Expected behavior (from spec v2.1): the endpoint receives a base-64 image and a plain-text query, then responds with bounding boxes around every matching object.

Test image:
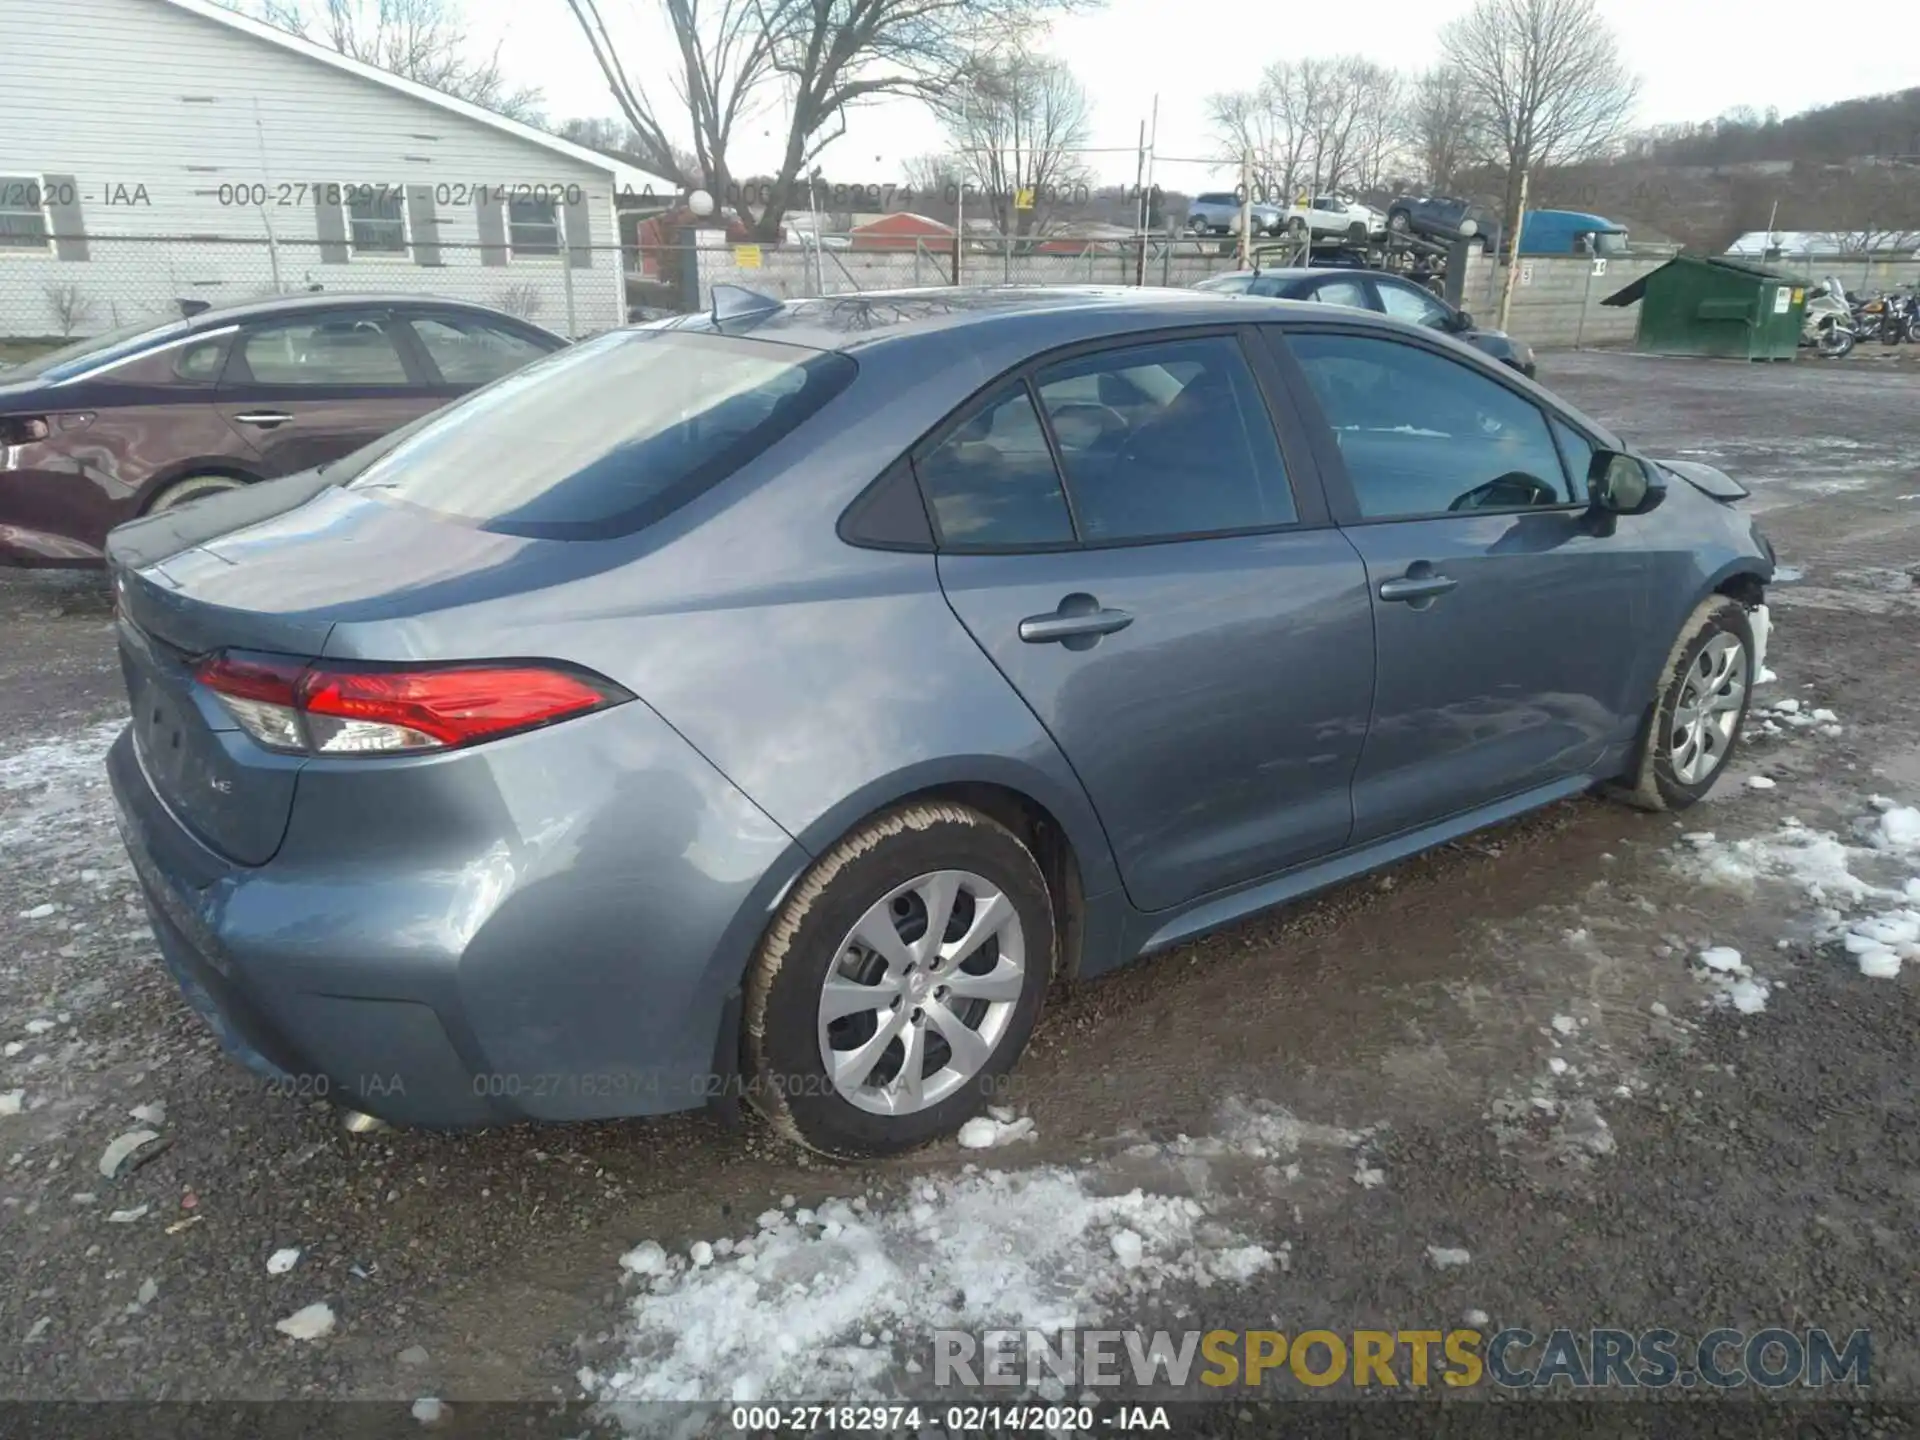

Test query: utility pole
[1237,151,1252,270]
[1497,168,1529,333]
[954,90,967,286]
[1134,97,1158,287]
[1131,118,1147,286]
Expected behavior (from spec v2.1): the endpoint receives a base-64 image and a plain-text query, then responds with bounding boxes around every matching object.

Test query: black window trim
[879,322,1333,557]
[219,306,428,390]
[1264,318,1591,527]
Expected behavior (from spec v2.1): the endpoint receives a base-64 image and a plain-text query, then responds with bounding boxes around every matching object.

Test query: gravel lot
[2,348,1917,1432]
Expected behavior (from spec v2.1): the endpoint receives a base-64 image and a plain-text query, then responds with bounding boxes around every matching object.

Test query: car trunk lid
[105,482,526,866]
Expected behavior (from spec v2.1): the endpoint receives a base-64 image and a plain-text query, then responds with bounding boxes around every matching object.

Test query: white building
[0,0,670,340]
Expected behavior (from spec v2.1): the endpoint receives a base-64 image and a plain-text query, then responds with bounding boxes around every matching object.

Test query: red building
[849,213,955,252]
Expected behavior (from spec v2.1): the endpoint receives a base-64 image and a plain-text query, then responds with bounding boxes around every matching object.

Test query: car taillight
[193,654,628,756]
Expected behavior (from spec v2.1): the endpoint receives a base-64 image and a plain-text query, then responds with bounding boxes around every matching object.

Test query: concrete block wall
[1459,251,1671,349]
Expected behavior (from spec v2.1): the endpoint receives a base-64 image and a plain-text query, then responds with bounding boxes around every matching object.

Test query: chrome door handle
[232,411,293,428]
[1378,573,1458,603]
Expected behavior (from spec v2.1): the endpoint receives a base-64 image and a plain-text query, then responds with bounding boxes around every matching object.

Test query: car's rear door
[927,327,1375,914]
[215,308,437,475]
[1261,322,1650,844]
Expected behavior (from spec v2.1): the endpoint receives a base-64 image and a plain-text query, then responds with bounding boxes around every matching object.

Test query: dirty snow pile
[1678,801,1920,981]
[591,1168,1277,1408]
[588,1099,1370,1411]
[1691,946,1772,1014]
[1747,696,1842,742]
[0,720,126,863]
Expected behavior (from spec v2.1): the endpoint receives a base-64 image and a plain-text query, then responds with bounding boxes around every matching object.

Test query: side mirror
[1587,450,1666,516]
[1452,309,1475,332]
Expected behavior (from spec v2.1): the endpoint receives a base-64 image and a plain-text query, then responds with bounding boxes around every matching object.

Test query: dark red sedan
[0,293,565,566]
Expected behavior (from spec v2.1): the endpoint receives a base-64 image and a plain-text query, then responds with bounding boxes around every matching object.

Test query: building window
[508,197,561,257]
[0,175,52,251]
[347,187,408,255]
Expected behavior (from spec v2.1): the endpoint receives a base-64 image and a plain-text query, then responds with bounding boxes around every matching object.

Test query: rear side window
[347,329,855,539]
[915,384,1075,548]
[1033,336,1294,541]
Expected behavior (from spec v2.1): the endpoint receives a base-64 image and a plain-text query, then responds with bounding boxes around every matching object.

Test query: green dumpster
[1601,254,1807,360]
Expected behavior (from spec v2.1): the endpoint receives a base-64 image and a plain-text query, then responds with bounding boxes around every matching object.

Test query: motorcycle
[1802,278,1857,358]
[1851,292,1887,343]
[1878,288,1919,346]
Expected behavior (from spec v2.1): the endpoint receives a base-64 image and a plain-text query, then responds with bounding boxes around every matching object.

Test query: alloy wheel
[1669,632,1747,784]
[817,870,1026,1116]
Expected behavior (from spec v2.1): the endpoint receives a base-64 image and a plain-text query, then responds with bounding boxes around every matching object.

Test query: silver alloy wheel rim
[1669,631,1748,785]
[817,869,1025,1116]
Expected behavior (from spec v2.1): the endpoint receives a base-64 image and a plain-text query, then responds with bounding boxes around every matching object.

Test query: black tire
[743,802,1054,1158]
[1388,210,1411,233]
[1615,595,1756,812]
[1286,216,1308,239]
[147,472,245,514]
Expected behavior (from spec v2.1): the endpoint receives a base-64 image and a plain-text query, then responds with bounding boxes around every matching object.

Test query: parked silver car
[1188,192,1283,236]
[106,287,1774,1157]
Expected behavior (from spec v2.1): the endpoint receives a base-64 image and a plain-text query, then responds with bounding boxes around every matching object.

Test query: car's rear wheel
[1188,215,1211,236]
[1615,595,1755,812]
[1388,210,1411,234]
[147,473,245,514]
[743,802,1053,1157]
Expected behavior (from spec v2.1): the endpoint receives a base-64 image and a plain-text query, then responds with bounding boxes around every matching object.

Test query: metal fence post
[562,256,578,338]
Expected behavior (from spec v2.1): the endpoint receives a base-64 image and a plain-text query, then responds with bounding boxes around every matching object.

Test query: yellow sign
[1014,188,1035,211]
[733,245,762,268]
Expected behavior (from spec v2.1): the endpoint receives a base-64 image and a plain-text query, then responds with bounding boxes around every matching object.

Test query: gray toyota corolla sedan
[104,286,1774,1157]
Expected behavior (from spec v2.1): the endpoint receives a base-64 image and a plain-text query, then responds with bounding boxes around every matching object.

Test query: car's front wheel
[1616,595,1756,811]
[743,802,1054,1157]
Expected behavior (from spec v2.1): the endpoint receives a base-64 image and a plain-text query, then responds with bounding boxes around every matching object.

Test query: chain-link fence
[2,235,630,342]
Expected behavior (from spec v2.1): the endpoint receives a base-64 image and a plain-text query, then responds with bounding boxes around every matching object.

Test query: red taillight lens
[193,654,626,756]
[299,666,618,750]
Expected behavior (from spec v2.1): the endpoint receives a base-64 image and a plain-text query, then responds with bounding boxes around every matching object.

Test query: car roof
[180,291,557,331]
[655,283,1434,358]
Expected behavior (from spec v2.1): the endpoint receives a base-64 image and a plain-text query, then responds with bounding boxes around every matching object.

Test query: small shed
[1601,254,1806,360]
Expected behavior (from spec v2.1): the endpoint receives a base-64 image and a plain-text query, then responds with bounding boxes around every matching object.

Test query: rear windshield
[346,328,856,539]
[8,316,191,381]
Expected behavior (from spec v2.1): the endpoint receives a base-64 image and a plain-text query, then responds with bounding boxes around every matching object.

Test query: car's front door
[1268,325,1651,845]
[215,309,437,475]
[925,330,1376,913]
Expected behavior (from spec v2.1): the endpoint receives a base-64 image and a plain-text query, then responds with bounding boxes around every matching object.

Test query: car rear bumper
[106,700,809,1128]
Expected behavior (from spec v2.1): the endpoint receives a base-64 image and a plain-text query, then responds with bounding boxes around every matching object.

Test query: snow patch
[956,1114,1036,1149]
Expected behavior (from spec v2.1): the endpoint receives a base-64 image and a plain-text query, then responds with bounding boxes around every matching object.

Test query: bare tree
[492,282,545,319]
[568,0,1095,242]
[232,0,546,121]
[1208,56,1402,204]
[1441,0,1638,240]
[45,283,99,339]
[1408,65,1481,193]
[934,46,1091,236]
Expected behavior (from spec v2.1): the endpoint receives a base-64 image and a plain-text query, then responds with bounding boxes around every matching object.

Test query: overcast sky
[467,0,1917,189]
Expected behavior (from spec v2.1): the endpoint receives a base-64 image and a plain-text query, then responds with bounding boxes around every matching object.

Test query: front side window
[347,188,407,255]
[408,315,553,384]
[1288,332,1573,519]
[1550,416,1595,502]
[509,198,561,256]
[348,329,854,539]
[916,384,1075,548]
[1196,274,1252,294]
[1033,335,1294,542]
[0,175,50,251]
[238,315,411,386]
[1375,279,1453,329]
[1311,278,1370,310]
